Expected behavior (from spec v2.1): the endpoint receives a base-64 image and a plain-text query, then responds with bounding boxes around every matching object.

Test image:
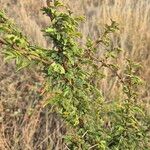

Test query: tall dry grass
[0,0,150,149]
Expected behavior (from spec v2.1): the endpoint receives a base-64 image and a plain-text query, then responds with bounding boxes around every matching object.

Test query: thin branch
[88,144,99,150]
[86,50,125,85]
[0,38,7,45]
[1,37,53,65]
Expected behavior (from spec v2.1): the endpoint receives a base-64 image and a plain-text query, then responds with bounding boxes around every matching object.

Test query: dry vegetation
[0,0,150,149]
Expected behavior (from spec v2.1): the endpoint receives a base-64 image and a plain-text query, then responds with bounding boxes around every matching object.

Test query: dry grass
[0,61,66,149]
[0,0,150,149]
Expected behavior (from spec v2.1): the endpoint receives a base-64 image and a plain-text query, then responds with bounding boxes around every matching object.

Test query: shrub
[0,0,149,149]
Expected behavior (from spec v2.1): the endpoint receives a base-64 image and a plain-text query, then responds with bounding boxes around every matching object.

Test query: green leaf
[54,0,64,7]
[51,62,65,74]
[45,28,56,33]
[16,58,30,71]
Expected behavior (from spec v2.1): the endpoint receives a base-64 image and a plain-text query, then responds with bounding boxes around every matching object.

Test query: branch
[0,37,53,65]
[86,50,125,85]
[0,38,7,45]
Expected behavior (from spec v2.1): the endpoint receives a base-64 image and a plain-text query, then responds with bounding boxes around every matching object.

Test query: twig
[88,144,99,150]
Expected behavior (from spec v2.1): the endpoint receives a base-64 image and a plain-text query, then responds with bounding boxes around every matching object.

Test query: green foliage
[0,1,149,149]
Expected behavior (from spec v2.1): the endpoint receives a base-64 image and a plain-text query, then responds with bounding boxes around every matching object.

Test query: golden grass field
[0,0,150,149]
